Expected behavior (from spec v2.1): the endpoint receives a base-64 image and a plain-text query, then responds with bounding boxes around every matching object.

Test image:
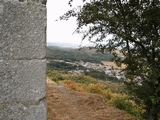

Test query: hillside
[47,78,138,120]
[46,45,142,119]
[46,46,126,82]
[46,46,113,63]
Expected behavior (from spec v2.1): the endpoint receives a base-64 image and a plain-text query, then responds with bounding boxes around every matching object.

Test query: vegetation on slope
[47,69,143,119]
[46,46,113,63]
[47,61,120,82]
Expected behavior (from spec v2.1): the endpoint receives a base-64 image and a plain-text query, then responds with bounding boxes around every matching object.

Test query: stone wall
[0,0,47,119]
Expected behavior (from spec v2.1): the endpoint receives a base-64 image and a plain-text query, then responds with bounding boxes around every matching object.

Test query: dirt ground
[46,78,138,120]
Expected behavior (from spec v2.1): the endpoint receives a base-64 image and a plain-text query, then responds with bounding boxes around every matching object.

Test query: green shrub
[112,96,141,117]
[47,69,64,83]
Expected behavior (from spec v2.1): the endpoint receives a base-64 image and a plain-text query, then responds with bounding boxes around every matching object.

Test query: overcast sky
[47,0,90,45]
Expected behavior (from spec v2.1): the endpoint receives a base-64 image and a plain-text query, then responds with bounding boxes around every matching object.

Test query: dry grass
[58,79,142,118]
[47,78,139,120]
[87,83,106,93]
[59,80,86,92]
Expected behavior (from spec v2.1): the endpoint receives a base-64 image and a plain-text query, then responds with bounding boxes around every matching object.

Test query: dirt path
[46,78,138,120]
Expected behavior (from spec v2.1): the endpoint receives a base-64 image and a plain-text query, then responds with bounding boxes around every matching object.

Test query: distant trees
[84,69,119,81]
[47,61,78,70]
[47,61,119,82]
[60,0,160,119]
[46,46,113,63]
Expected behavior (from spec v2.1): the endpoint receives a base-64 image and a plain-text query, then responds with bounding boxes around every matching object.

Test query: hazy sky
[47,0,90,45]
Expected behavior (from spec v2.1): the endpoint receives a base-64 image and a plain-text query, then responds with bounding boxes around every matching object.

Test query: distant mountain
[47,42,94,48]
[47,42,80,48]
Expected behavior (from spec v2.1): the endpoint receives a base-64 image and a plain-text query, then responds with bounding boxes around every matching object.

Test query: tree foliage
[60,0,160,119]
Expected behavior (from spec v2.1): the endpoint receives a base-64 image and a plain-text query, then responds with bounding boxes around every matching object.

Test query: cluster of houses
[48,59,125,80]
[67,61,125,80]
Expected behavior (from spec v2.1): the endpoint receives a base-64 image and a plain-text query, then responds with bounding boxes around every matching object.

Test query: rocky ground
[46,78,138,120]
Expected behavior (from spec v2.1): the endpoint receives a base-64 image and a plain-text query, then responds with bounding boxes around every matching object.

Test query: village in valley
[46,46,127,82]
[47,59,125,81]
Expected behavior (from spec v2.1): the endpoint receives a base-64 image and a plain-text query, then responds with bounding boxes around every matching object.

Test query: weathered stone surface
[0,60,46,102]
[0,3,3,58]
[0,100,47,120]
[0,59,47,120]
[3,0,47,4]
[0,0,47,119]
[0,1,46,60]
[0,3,4,15]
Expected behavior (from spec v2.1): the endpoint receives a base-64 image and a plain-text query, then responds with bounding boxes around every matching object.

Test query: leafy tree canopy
[60,0,160,119]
